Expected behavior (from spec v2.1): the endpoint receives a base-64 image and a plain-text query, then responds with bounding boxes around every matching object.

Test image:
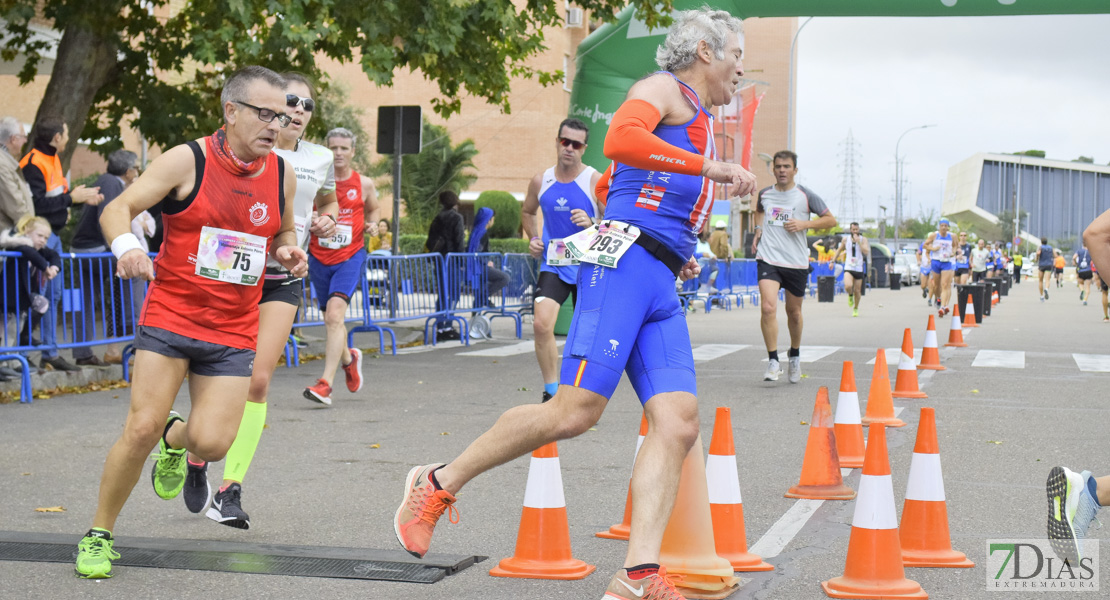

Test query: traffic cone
[992,290,999,306]
[489,442,596,580]
[707,407,773,572]
[900,408,975,568]
[891,329,927,399]
[660,434,740,599]
[962,296,979,328]
[861,349,905,428]
[945,304,967,348]
[821,424,928,599]
[596,413,647,540]
[785,387,856,500]
[918,315,946,371]
[833,361,865,469]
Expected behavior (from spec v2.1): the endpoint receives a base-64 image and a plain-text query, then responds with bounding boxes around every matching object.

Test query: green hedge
[489,238,530,254]
[475,190,520,239]
[399,234,429,255]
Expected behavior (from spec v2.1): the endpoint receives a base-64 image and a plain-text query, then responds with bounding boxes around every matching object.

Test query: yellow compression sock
[222,401,267,484]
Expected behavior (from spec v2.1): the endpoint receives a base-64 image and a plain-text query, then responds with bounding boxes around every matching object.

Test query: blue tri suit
[560,72,715,402]
[930,232,954,273]
[538,165,600,285]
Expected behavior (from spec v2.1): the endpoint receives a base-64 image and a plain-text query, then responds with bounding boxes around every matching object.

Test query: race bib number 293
[563,220,641,268]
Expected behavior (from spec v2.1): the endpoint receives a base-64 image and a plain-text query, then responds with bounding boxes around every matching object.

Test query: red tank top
[309,170,365,265]
[139,136,284,350]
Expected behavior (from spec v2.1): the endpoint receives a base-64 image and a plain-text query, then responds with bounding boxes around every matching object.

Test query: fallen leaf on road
[21,472,31,476]
[369,443,380,449]
[441,432,450,435]
[987,440,1003,444]
[971,389,979,394]
[588,427,597,431]
[35,506,65,512]
[800,421,808,425]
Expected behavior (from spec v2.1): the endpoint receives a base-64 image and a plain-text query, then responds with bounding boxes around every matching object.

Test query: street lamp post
[893,124,936,252]
[786,17,813,152]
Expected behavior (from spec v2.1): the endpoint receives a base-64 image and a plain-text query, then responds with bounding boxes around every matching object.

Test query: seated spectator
[368,218,392,254]
[3,216,60,348]
[467,207,508,307]
[694,230,718,293]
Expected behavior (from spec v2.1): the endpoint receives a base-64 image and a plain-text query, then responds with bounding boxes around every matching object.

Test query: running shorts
[133,325,255,377]
[931,259,953,274]
[757,260,808,298]
[308,252,366,310]
[534,270,577,307]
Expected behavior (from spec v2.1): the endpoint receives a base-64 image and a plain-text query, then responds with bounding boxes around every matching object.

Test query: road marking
[760,346,841,363]
[692,344,748,362]
[866,348,921,366]
[459,341,563,357]
[752,406,903,559]
[1073,354,1110,372]
[972,350,1025,369]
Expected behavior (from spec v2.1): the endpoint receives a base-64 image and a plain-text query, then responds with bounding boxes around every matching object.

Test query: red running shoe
[604,565,687,599]
[394,464,458,558]
[303,379,332,406]
[342,348,363,393]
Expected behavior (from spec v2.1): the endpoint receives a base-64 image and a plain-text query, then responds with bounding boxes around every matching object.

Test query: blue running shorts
[308,253,367,310]
[930,259,954,274]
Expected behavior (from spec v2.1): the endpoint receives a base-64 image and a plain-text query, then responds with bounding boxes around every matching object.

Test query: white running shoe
[763,359,782,382]
[788,356,802,384]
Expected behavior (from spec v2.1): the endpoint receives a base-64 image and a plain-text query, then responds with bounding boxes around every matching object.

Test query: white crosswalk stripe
[866,348,922,366]
[972,349,1025,369]
[459,341,563,357]
[692,344,748,362]
[759,346,842,363]
[1073,354,1110,372]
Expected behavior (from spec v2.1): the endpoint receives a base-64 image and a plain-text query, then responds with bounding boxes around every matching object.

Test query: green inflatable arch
[570,0,1109,169]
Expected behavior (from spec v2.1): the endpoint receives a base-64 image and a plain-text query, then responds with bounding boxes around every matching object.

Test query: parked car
[890,253,920,285]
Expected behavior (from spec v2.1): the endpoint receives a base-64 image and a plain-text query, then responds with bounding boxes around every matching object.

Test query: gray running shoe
[1046,466,1101,564]
[206,483,250,530]
[788,356,802,384]
[763,359,782,382]
[183,459,211,514]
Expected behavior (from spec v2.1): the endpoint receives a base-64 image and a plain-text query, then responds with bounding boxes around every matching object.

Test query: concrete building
[943,152,1110,249]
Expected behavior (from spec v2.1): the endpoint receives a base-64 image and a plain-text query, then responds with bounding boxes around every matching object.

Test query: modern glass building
[942,153,1110,249]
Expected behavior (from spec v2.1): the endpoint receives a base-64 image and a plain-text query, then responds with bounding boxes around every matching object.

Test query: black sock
[162,416,180,449]
[788,347,800,358]
[625,563,660,580]
[429,467,443,491]
[768,350,778,362]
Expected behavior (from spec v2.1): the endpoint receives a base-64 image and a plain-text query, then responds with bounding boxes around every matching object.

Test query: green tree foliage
[316,82,371,174]
[1075,156,1095,164]
[370,119,478,234]
[475,191,521,239]
[0,0,674,167]
[1012,150,1046,158]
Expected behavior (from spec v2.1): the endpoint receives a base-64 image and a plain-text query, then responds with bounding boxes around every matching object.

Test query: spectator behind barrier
[368,217,391,254]
[427,190,466,339]
[467,206,509,307]
[3,215,60,351]
[0,116,33,231]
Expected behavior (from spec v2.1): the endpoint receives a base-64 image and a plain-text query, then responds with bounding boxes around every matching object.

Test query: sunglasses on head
[286,94,315,112]
[558,137,585,150]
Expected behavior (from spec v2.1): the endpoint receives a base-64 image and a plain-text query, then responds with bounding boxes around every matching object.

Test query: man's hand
[44,265,59,280]
[701,160,757,197]
[116,248,154,281]
[274,245,308,278]
[570,208,593,229]
[784,219,810,233]
[678,257,701,282]
[528,237,544,259]
[72,185,103,206]
[309,215,337,238]
[366,221,379,237]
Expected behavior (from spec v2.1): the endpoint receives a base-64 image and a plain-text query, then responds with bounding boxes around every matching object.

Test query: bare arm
[522,173,543,258]
[751,192,764,255]
[361,175,380,235]
[1084,210,1110,277]
[922,232,938,252]
[590,170,604,220]
[271,165,307,276]
[309,190,339,239]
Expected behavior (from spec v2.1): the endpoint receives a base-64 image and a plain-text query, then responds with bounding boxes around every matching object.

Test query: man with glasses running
[74,66,306,579]
[521,118,602,402]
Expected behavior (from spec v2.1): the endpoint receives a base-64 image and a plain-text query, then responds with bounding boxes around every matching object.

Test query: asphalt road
[1,277,1107,599]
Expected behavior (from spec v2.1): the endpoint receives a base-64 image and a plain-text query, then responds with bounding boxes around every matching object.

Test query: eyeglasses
[558,137,585,151]
[233,101,292,127]
[286,94,315,112]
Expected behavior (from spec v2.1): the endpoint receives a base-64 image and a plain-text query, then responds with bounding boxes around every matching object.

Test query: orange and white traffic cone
[707,407,773,572]
[660,434,740,599]
[992,289,999,306]
[945,304,967,348]
[596,413,647,541]
[489,442,596,580]
[918,315,946,371]
[962,296,979,328]
[861,349,906,428]
[900,407,975,568]
[785,387,856,500]
[892,328,927,399]
[821,424,928,599]
[833,361,865,469]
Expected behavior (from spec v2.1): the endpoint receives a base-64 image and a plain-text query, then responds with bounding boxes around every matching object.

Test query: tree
[0,0,673,168]
[1012,150,1046,158]
[370,119,478,234]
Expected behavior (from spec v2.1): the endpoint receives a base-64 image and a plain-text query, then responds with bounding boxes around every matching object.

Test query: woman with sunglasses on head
[180,72,340,531]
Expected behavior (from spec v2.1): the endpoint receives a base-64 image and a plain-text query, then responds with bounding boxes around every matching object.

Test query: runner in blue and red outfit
[391,9,757,600]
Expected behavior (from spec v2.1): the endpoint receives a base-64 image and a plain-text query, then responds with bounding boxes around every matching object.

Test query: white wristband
[111,233,143,260]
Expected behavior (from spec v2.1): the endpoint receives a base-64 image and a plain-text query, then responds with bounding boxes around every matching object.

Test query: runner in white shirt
[834,221,870,317]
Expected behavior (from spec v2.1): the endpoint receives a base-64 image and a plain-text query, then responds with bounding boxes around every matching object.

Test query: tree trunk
[31,24,118,170]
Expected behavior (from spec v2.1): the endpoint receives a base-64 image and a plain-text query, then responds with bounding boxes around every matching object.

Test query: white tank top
[270,140,336,269]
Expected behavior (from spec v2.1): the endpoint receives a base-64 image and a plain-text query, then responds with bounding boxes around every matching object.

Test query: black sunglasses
[558,137,585,151]
[233,101,291,127]
[286,94,315,112]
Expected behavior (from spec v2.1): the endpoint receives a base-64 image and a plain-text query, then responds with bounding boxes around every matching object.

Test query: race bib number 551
[563,220,641,268]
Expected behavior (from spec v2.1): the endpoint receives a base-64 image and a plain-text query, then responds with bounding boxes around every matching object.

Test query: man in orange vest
[20,117,103,372]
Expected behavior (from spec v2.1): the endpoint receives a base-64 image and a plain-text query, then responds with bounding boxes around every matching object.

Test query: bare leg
[758,279,782,352]
[531,298,562,387]
[940,270,954,307]
[320,296,353,387]
[853,278,863,309]
[785,291,804,349]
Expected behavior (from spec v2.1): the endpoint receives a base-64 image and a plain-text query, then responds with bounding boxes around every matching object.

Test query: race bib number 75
[195,226,267,285]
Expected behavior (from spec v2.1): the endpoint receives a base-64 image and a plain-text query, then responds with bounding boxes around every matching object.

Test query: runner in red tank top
[303,127,380,405]
[74,66,306,580]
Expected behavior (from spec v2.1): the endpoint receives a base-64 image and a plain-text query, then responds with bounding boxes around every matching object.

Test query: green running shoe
[151,411,187,500]
[847,295,854,308]
[75,528,120,579]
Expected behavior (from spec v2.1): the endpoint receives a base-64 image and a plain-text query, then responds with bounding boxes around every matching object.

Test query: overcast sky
[794,14,1110,225]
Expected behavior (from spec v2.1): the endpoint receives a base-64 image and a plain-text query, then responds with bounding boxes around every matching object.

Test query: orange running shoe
[303,379,332,406]
[603,565,686,600]
[342,348,363,393]
[394,464,458,558]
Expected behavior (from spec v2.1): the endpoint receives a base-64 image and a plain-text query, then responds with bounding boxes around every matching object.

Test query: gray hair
[106,149,138,176]
[220,66,286,120]
[0,117,23,144]
[326,127,357,147]
[655,8,743,73]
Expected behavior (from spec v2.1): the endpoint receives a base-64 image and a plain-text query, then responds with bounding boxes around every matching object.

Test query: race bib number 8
[195,226,267,285]
[564,220,640,268]
[319,224,353,250]
[546,239,578,266]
